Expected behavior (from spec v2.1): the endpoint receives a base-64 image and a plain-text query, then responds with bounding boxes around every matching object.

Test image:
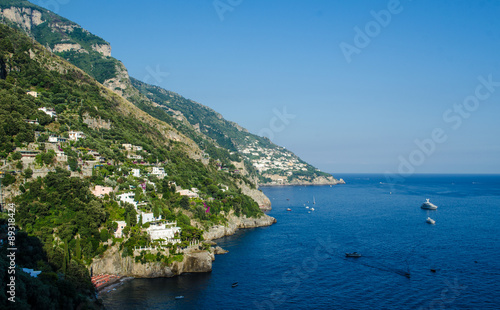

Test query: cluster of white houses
[114,191,181,243]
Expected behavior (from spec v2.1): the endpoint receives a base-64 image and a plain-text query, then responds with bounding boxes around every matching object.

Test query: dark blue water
[100,174,500,309]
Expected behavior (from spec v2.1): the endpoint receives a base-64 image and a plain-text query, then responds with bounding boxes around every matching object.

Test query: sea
[100,174,500,309]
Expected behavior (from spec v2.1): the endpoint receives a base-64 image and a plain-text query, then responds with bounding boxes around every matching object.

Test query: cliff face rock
[90,245,214,278]
[103,61,130,96]
[239,183,272,210]
[203,213,276,241]
[92,43,111,57]
[52,43,86,53]
[1,7,43,32]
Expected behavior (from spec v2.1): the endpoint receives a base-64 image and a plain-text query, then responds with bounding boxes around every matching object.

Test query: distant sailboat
[313,196,316,204]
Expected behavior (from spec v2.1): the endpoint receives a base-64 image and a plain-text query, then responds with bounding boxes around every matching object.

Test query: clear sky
[36,0,500,174]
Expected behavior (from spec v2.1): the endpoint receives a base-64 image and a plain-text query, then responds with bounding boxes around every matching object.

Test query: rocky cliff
[90,245,214,278]
[203,213,276,241]
[90,213,276,278]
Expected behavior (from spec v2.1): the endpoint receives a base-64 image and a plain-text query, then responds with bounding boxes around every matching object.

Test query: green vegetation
[0,219,100,309]
[0,22,263,296]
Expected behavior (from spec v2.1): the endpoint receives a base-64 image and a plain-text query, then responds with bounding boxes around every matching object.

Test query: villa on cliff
[177,189,199,199]
[146,221,181,243]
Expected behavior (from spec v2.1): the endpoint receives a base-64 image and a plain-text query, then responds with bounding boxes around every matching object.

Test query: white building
[146,222,181,242]
[131,168,141,177]
[38,107,57,118]
[26,91,38,98]
[127,154,143,160]
[140,212,161,224]
[114,221,127,238]
[117,192,137,207]
[151,167,166,179]
[69,131,86,141]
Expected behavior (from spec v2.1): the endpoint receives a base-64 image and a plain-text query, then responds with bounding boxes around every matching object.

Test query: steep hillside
[0,23,274,307]
[0,0,342,186]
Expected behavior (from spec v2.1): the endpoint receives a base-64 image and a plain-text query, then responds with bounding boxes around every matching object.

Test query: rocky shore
[90,213,276,279]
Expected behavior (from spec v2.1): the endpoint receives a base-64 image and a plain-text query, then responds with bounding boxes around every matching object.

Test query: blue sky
[36,0,500,174]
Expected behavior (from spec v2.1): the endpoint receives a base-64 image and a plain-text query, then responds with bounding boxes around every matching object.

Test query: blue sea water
[100,174,500,309]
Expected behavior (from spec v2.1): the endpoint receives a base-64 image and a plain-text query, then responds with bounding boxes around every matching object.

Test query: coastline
[92,213,276,295]
[259,178,345,187]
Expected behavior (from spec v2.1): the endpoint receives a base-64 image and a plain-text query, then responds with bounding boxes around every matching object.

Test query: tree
[11,151,22,160]
[23,167,33,179]
[180,196,189,209]
[67,156,78,171]
[75,238,81,261]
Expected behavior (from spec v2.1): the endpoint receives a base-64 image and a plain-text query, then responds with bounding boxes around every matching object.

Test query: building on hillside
[127,154,143,160]
[114,221,127,238]
[117,192,137,207]
[122,144,143,151]
[92,185,113,198]
[48,135,67,143]
[69,131,86,141]
[131,168,141,178]
[177,189,199,199]
[151,167,166,179]
[26,91,38,98]
[146,222,181,242]
[24,119,39,125]
[38,107,57,118]
[140,212,161,224]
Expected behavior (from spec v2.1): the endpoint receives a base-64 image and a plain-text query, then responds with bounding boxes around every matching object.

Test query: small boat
[421,199,438,210]
[430,269,436,273]
[286,208,291,211]
[313,196,316,204]
[175,296,184,299]
[310,208,315,211]
[232,282,238,288]
[426,217,436,224]
[306,206,309,209]
[345,252,361,258]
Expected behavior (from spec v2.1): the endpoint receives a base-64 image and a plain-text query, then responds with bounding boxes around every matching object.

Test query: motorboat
[286,208,291,211]
[232,282,239,288]
[310,208,315,211]
[175,296,184,299]
[421,199,438,210]
[426,217,436,224]
[345,252,361,258]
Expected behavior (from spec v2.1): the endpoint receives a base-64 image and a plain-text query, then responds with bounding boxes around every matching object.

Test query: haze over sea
[100,174,500,309]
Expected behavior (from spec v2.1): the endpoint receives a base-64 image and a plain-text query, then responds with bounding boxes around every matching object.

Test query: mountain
[0,19,275,308]
[0,0,342,186]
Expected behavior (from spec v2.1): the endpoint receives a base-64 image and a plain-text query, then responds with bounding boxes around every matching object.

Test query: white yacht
[421,199,438,210]
[426,217,436,224]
